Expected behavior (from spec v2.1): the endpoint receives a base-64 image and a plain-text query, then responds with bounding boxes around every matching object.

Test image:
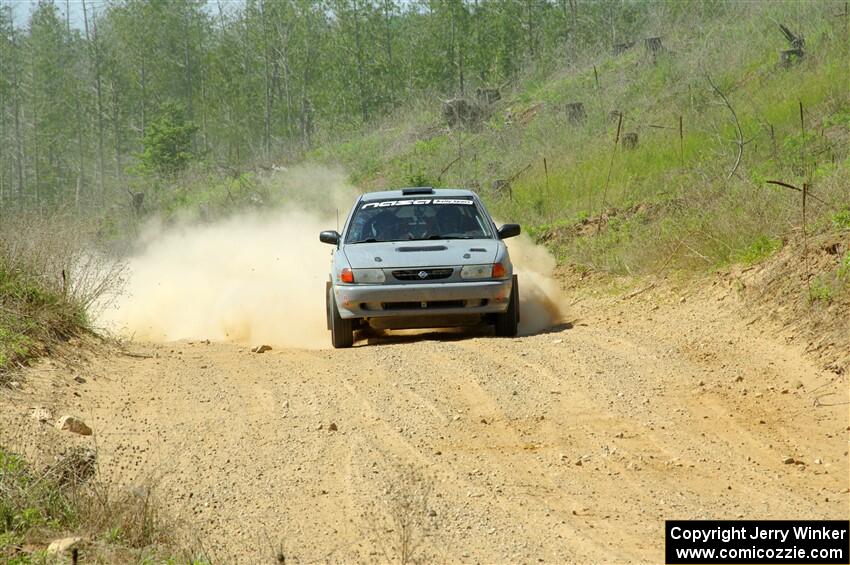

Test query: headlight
[352,268,386,284]
[460,263,509,279]
[460,265,491,279]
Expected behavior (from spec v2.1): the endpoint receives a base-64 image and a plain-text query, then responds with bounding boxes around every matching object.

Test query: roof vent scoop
[401,187,435,195]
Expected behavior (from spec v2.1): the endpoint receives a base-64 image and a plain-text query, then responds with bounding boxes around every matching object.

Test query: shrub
[0,214,124,377]
[732,235,782,265]
[137,102,198,177]
[808,278,833,303]
[832,209,850,230]
[0,446,201,563]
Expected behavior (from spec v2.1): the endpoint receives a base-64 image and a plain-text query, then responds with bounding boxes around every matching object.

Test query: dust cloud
[98,165,353,349]
[100,170,567,348]
[507,234,568,335]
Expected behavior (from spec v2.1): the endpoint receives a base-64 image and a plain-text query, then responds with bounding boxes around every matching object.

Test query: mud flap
[325,281,332,330]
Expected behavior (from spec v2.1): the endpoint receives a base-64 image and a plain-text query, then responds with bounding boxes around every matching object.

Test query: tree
[138,102,198,177]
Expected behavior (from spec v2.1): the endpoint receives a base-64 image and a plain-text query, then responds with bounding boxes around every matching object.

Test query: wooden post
[596,112,623,235]
[566,102,586,124]
[678,115,684,166]
[799,100,806,176]
[803,182,809,288]
[769,123,777,160]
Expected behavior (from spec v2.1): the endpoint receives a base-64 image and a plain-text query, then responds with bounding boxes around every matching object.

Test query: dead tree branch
[706,74,743,180]
[765,180,828,205]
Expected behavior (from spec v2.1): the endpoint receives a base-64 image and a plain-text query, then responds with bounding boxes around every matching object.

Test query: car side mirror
[319,230,340,245]
[497,224,521,239]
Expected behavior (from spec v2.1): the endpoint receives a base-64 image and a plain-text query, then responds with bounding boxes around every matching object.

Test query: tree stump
[780,48,804,67]
[565,102,586,124]
[778,24,805,68]
[442,98,482,127]
[476,87,501,105]
[127,189,144,216]
[613,41,635,56]
[645,37,663,54]
[645,36,664,63]
[622,132,639,150]
[491,179,509,192]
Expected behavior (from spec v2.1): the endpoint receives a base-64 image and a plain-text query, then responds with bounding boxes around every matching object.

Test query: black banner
[666,520,850,564]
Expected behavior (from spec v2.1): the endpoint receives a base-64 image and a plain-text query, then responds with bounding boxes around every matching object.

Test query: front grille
[392,268,454,281]
[382,300,466,310]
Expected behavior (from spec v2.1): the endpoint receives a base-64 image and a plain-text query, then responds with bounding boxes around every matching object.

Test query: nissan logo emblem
[418,271,429,279]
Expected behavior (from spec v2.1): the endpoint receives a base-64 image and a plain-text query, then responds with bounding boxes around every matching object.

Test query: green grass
[302,1,849,276]
[808,278,833,303]
[0,446,205,564]
[732,236,783,265]
[839,252,850,282]
[0,265,85,378]
[833,209,850,230]
[1,447,78,560]
[0,213,127,379]
[805,251,850,305]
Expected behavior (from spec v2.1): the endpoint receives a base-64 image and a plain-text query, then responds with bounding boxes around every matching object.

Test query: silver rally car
[319,187,521,348]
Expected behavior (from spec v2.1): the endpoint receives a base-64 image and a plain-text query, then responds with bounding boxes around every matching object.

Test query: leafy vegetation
[0,2,846,279]
[0,0,654,212]
[137,103,199,177]
[0,214,123,378]
[0,258,84,378]
[0,446,206,563]
[808,278,833,303]
[732,236,783,266]
[308,1,848,274]
[833,209,850,229]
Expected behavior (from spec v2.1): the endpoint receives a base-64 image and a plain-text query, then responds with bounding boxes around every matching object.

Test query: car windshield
[346,197,493,243]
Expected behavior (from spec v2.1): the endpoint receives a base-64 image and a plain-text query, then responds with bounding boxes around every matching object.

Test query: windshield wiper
[349,238,379,244]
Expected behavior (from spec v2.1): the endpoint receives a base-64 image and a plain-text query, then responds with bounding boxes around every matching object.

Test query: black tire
[328,285,354,348]
[494,275,519,337]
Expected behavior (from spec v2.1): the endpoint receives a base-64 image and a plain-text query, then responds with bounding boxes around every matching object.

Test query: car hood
[342,239,499,269]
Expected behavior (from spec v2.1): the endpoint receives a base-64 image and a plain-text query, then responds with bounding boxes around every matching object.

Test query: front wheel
[494,275,519,337]
[328,285,354,348]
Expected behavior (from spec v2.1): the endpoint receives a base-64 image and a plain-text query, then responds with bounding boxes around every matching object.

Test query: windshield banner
[361,199,474,209]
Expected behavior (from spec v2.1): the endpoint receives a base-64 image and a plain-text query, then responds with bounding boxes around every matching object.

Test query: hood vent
[396,245,447,252]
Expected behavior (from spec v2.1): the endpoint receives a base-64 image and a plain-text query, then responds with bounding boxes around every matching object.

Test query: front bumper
[334,279,512,319]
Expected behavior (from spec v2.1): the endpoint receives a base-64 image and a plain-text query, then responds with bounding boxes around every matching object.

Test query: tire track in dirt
[5,284,847,564]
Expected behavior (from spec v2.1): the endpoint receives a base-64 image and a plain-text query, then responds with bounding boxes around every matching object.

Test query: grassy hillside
[0,215,122,377]
[309,1,849,276]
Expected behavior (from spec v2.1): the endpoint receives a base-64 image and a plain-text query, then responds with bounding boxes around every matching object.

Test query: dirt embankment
[3,265,847,563]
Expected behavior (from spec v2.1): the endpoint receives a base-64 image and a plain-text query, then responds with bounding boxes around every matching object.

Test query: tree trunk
[83,0,105,200]
[110,77,122,183]
[352,0,369,123]
[559,0,569,45]
[383,0,396,105]
[183,11,194,119]
[140,60,147,137]
[273,17,294,141]
[300,10,314,149]
[31,45,41,211]
[525,0,535,58]
[0,71,5,207]
[12,28,24,200]
[260,0,273,158]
